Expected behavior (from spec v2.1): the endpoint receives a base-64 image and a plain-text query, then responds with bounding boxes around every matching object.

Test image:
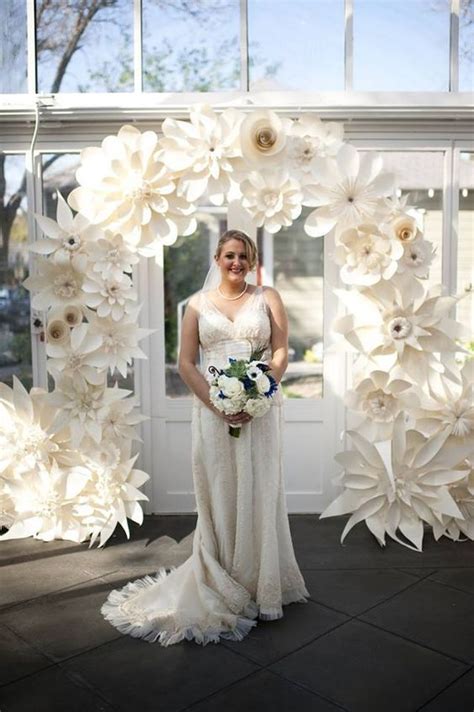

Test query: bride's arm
[263,287,289,383]
[178,294,218,410]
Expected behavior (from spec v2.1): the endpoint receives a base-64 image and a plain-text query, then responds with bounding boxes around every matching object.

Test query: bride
[101,229,309,646]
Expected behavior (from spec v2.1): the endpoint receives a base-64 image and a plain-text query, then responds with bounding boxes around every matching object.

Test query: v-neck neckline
[205,286,261,324]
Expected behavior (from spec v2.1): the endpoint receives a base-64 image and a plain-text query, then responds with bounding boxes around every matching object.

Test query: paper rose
[303,145,394,237]
[320,414,473,551]
[345,370,414,440]
[68,125,197,250]
[239,109,291,166]
[158,104,244,205]
[30,191,103,272]
[388,214,422,244]
[335,224,404,286]
[240,171,303,233]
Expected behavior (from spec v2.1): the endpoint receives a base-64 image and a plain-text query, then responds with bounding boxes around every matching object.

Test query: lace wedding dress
[101,286,309,646]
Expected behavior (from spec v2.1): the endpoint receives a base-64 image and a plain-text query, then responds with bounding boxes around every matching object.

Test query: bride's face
[215,239,250,284]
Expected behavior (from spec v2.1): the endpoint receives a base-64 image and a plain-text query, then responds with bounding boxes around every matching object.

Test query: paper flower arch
[1,103,472,550]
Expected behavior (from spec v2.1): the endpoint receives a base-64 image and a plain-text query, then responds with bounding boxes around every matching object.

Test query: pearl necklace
[217,282,248,301]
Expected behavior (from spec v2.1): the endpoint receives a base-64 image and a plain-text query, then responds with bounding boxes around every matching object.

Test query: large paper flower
[0,377,71,478]
[335,224,403,286]
[320,414,472,551]
[46,376,131,447]
[240,171,303,233]
[158,104,244,205]
[76,454,149,547]
[303,145,394,237]
[396,237,436,279]
[68,125,196,249]
[82,273,137,321]
[287,114,344,182]
[345,370,414,440]
[86,310,153,378]
[46,322,108,386]
[413,363,474,439]
[88,234,140,282]
[30,192,103,272]
[333,284,465,383]
[23,260,86,312]
[0,462,90,543]
[239,109,291,167]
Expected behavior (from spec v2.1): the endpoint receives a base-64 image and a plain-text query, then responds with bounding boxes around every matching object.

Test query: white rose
[244,397,270,418]
[222,398,246,415]
[255,373,271,395]
[218,375,245,399]
[209,385,225,412]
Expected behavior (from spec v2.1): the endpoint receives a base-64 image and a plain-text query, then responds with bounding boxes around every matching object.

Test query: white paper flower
[46,376,131,447]
[0,462,90,543]
[287,114,344,182]
[46,322,108,386]
[239,109,291,167]
[78,454,149,547]
[158,104,244,205]
[100,396,147,445]
[240,171,303,233]
[396,237,436,279]
[30,191,103,272]
[46,319,70,345]
[442,467,474,541]
[388,214,422,244]
[23,260,86,312]
[86,310,153,378]
[303,145,394,237]
[345,370,414,440]
[68,125,197,249]
[0,377,71,478]
[413,364,474,439]
[82,273,137,321]
[334,285,465,383]
[88,234,140,281]
[335,224,403,286]
[320,414,473,551]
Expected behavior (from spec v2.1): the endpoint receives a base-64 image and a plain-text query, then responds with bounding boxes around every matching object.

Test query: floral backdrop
[0,104,472,550]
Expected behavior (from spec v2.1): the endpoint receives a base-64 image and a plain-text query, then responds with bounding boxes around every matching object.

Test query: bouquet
[208,350,278,437]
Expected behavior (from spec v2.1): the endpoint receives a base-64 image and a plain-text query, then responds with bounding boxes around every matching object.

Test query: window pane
[142,1,240,92]
[0,1,27,93]
[165,212,226,398]
[458,152,474,341]
[354,0,450,91]
[249,0,344,91]
[460,0,474,92]
[361,150,445,288]
[36,0,133,93]
[271,209,324,399]
[0,155,32,388]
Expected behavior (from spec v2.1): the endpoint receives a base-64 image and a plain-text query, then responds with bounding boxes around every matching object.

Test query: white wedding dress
[101,286,309,646]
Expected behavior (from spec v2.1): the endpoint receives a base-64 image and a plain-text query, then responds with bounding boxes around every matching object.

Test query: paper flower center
[256,126,277,151]
[263,191,279,208]
[54,275,79,298]
[388,316,412,340]
[64,235,81,251]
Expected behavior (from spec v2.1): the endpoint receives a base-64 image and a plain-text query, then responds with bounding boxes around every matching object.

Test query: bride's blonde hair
[214,230,258,271]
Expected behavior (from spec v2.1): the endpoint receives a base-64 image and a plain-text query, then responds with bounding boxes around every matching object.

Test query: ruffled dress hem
[101,567,309,646]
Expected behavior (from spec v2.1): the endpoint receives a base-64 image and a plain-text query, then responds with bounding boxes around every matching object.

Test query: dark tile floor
[1,515,473,712]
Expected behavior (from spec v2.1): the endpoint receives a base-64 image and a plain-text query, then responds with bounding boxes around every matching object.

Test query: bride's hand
[223,411,253,425]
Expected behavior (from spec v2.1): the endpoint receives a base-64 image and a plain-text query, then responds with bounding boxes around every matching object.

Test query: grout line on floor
[415,665,474,711]
[265,666,351,711]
